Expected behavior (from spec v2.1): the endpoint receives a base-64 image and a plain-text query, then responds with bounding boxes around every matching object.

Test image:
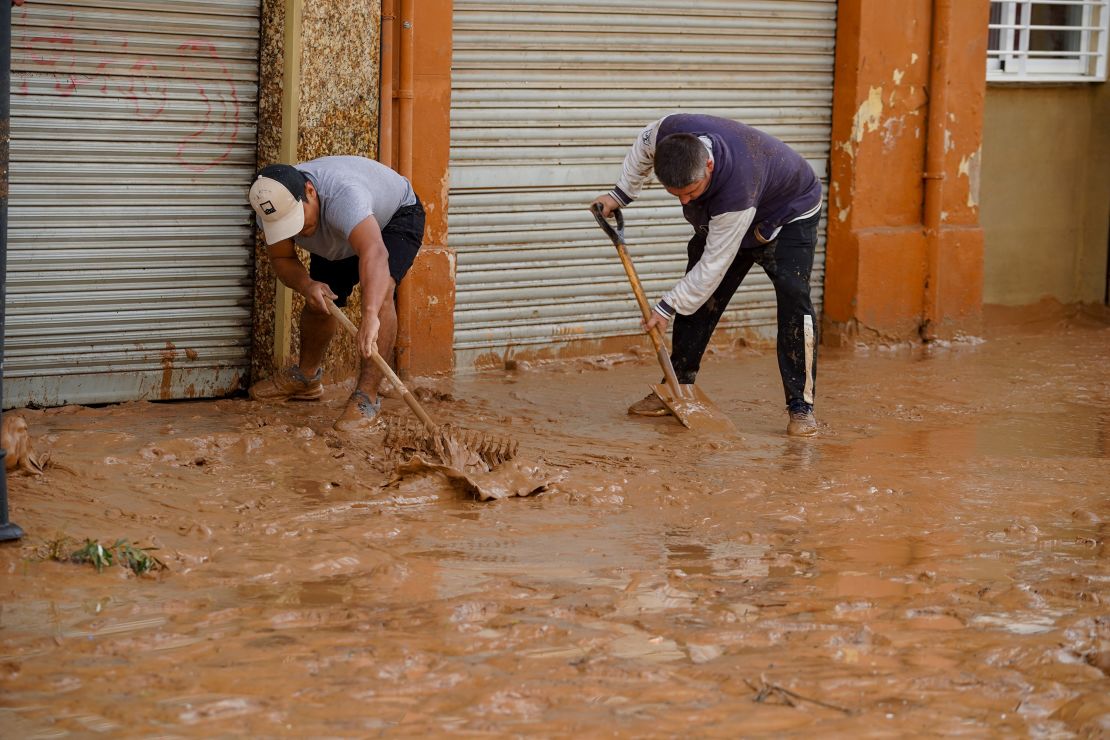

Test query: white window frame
[987,0,1109,82]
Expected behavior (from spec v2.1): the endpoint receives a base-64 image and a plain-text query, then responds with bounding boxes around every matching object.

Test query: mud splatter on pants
[670,211,821,410]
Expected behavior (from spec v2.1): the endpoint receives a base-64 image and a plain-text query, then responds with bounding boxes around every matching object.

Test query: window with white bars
[987,0,1108,81]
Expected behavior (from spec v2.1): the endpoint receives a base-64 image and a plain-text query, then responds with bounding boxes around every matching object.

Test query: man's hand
[304,280,338,313]
[590,194,621,218]
[753,223,779,245]
[643,311,670,334]
[358,312,381,359]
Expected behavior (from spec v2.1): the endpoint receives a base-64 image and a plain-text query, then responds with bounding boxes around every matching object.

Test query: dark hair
[654,133,709,188]
[255,163,308,201]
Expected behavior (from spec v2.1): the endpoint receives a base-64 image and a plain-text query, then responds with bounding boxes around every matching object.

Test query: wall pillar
[252,0,381,384]
[824,0,989,345]
[403,0,455,375]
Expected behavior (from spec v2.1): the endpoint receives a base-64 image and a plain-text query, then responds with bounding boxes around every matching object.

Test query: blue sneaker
[333,389,382,432]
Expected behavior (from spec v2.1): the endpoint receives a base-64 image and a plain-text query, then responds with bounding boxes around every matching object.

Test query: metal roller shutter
[449,0,836,365]
[5,0,261,407]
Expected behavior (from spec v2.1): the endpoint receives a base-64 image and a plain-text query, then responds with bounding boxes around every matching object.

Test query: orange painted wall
[403,0,455,375]
[825,0,987,345]
[407,1,993,363]
[411,1,451,246]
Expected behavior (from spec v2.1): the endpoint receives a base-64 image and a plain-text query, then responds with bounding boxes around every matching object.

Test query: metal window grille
[987,0,1108,81]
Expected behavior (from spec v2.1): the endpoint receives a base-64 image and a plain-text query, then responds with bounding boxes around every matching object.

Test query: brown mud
[2,414,44,475]
[1,300,1109,736]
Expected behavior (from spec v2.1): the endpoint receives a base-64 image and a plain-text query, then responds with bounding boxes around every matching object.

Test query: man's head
[655,133,714,204]
[248,164,319,244]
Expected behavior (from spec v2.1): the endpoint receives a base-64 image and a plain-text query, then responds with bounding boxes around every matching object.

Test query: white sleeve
[660,207,756,315]
[609,118,666,206]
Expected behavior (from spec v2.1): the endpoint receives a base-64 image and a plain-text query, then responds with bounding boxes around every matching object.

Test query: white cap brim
[259,202,305,245]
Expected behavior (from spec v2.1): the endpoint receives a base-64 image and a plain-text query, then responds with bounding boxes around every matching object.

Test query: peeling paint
[958,147,982,208]
[882,116,905,151]
[911,53,919,64]
[843,86,885,159]
[854,87,884,142]
[893,68,905,85]
[438,171,450,206]
[838,207,850,222]
[944,128,954,153]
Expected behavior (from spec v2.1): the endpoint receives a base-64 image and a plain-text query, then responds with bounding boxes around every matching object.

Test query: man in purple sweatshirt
[592,114,822,437]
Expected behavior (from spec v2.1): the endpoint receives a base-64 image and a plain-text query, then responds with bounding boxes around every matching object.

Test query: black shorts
[308,199,425,307]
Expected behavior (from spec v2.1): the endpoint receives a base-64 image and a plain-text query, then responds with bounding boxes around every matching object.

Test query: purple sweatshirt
[608,114,821,317]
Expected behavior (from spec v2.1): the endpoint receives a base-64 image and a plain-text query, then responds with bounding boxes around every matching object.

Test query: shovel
[325,299,518,467]
[591,204,736,434]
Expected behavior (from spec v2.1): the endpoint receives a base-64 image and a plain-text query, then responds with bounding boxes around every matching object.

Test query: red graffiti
[15,23,245,173]
[119,59,167,121]
[26,32,84,94]
[175,40,241,172]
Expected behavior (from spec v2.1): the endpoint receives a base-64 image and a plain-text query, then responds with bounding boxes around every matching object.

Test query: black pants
[671,211,820,410]
[308,199,426,308]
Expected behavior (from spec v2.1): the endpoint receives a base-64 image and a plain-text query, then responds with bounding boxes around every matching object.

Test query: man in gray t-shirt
[247,156,425,432]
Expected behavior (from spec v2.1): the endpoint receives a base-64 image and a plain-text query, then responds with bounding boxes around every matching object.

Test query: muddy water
[1,303,1108,736]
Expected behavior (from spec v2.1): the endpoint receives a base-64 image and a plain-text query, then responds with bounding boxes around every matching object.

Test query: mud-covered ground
[1,302,1108,737]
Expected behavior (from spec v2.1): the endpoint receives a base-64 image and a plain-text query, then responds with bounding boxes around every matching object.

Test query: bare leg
[355,281,398,399]
[297,306,338,376]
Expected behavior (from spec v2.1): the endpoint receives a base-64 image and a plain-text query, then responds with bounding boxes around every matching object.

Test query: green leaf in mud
[69,539,114,572]
[36,536,168,575]
[114,540,167,575]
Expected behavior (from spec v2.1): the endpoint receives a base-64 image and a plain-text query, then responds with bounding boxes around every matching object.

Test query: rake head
[382,416,519,470]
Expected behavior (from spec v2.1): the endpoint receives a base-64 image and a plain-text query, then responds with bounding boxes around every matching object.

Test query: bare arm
[347,215,393,359]
[266,238,337,312]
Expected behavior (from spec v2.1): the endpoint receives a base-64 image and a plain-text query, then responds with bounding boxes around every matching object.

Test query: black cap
[254,164,308,201]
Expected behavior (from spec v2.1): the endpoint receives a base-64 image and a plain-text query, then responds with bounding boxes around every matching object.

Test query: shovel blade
[650,383,736,434]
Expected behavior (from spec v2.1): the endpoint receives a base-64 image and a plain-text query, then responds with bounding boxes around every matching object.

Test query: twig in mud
[744,676,854,714]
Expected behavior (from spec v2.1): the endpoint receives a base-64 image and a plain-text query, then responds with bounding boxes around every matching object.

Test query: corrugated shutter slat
[449,0,835,359]
[5,0,261,407]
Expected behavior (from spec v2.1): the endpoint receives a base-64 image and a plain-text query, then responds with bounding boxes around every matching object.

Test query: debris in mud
[382,416,518,468]
[1066,616,1110,676]
[377,414,551,500]
[34,537,168,575]
[413,386,454,403]
[386,455,560,502]
[2,413,45,475]
[745,676,854,714]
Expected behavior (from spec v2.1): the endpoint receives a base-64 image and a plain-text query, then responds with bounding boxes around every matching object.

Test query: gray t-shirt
[293,155,417,261]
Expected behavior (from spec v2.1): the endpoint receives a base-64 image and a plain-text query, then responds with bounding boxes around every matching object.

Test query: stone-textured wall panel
[299,0,380,160]
[298,0,380,384]
[251,0,381,386]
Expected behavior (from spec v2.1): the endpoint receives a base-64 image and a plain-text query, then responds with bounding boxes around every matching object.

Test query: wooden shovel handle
[325,300,438,433]
[591,204,683,396]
